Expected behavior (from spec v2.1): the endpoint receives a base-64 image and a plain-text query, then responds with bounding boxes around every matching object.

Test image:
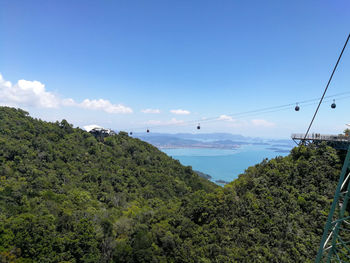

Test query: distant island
[133,132,294,150]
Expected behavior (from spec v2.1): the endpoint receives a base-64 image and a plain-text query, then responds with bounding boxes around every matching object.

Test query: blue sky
[0,0,349,138]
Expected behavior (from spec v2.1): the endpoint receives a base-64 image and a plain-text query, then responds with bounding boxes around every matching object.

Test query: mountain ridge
[0,106,346,262]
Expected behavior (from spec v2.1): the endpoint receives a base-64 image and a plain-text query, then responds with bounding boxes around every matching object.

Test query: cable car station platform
[291,133,350,150]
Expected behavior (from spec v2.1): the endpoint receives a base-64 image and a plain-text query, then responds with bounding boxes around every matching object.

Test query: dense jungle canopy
[0,107,345,262]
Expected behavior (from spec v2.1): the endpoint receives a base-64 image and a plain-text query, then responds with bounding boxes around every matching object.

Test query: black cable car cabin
[331,100,336,109]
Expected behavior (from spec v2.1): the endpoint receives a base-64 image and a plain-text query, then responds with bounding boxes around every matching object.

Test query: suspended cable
[302,33,350,143]
[125,92,350,133]
[206,96,350,122]
[197,92,350,123]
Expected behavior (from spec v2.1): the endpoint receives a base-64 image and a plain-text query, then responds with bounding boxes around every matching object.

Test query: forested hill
[0,107,215,262]
[0,107,345,262]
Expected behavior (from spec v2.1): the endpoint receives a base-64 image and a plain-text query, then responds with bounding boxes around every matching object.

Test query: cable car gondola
[295,103,300,111]
[197,123,200,130]
[331,99,336,109]
[147,129,150,133]
[129,132,133,135]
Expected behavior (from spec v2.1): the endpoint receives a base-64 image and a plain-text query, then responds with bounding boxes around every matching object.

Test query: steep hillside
[0,107,346,263]
[176,145,344,262]
[0,107,215,262]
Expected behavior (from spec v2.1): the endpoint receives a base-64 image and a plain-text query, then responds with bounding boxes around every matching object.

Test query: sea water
[162,144,291,185]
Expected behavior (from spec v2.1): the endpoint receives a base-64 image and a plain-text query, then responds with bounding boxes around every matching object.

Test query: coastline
[162,145,292,186]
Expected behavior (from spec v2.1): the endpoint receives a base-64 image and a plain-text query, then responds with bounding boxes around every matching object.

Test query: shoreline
[162,145,292,186]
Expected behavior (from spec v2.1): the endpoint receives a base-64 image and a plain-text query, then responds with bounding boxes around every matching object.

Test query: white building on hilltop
[83,124,116,138]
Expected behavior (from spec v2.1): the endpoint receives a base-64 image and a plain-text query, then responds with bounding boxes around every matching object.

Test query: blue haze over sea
[162,145,292,185]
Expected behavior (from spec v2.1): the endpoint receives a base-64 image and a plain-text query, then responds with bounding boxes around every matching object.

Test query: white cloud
[170,109,190,115]
[141,108,160,114]
[0,73,133,114]
[61,98,76,106]
[0,74,59,108]
[218,114,235,122]
[79,99,133,114]
[251,119,275,127]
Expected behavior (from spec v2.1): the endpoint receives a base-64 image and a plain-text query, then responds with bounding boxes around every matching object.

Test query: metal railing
[291,133,350,142]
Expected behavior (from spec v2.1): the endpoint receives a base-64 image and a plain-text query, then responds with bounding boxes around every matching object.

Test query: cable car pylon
[315,145,350,262]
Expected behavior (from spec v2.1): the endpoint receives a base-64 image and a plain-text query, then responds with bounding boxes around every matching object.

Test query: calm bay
[162,144,292,185]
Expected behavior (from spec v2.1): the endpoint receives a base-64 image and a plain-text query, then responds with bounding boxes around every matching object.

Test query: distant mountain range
[132,132,295,151]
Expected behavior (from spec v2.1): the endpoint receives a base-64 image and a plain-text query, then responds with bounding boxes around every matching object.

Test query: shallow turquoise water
[162,145,291,184]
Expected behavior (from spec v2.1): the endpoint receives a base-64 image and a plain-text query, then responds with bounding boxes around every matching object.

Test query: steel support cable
[302,34,350,144]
